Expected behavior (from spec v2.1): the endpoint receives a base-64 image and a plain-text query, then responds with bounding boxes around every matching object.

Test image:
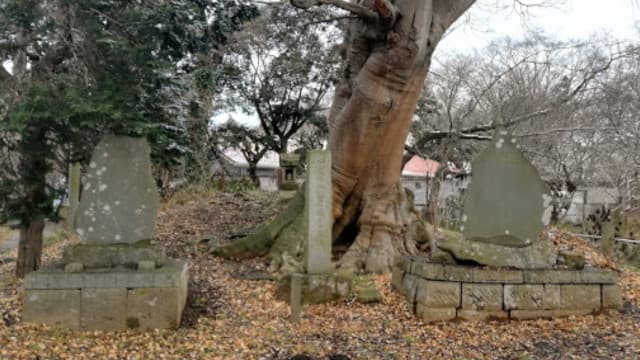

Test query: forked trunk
[16,218,45,278]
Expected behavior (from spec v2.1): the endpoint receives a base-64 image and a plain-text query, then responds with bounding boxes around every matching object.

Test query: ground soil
[1,191,639,359]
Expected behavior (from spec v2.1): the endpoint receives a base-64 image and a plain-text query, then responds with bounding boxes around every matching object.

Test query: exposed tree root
[213,184,430,274]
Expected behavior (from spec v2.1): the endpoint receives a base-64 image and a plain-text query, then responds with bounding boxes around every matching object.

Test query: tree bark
[215,0,476,273]
[15,125,50,278]
[16,218,45,278]
[248,164,261,188]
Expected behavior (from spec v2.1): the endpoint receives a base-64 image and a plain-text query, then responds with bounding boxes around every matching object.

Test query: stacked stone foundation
[392,257,623,323]
[24,259,188,330]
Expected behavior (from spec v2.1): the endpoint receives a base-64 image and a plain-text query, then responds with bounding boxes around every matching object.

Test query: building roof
[223,149,280,169]
[402,156,440,177]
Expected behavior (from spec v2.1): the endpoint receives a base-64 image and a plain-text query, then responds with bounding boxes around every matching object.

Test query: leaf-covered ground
[1,191,640,359]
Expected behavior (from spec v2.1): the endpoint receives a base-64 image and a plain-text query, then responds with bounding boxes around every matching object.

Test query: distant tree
[408,35,638,223]
[214,119,270,187]
[222,4,341,154]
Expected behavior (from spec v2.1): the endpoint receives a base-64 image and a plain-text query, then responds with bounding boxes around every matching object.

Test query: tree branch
[290,0,379,22]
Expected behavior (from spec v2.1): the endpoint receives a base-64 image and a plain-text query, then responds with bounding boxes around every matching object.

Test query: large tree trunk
[16,218,45,278]
[215,0,475,273]
[15,125,50,278]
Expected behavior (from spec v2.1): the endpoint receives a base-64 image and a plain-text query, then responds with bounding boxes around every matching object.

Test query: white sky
[437,0,638,55]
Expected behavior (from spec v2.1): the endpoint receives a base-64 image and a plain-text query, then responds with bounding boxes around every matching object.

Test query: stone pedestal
[394,256,623,323]
[24,260,188,330]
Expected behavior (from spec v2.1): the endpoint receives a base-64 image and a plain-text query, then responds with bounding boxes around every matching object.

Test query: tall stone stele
[437,131,556,269]
[24,136,188,330]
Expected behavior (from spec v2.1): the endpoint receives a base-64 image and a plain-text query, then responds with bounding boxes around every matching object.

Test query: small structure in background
[24,136,188,330]
[210,150,280,191]
[565,187,620,225]
[401,155,470,225]
[278,153,302,191]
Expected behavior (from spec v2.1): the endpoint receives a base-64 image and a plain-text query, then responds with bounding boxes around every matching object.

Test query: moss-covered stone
[356,287,382,304]
[275,272,351,305]
[558,251,586,270]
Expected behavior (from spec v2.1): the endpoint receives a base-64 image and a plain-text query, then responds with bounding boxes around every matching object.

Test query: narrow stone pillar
[304,150,332,274]
[290,273,303,323]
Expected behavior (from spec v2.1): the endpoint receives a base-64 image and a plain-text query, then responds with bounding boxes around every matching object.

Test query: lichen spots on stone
[145,296,158,307]
[505,230,510,235]
[85,183,91,191]
[90,162,97,169]
[99,184,108,192]
[102,152,109,158]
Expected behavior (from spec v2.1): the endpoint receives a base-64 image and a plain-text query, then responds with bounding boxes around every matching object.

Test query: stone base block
[24,290,80,329]
[416,305,456,323]
[462,283,503,310]
[457,310,508,321]
[62,242,167,269]
[275,273,351,305]
[394,257,623,323]
[23,259,188,330]
[603,285,623,310]
[510,309,595,320]
[391,266,404,291]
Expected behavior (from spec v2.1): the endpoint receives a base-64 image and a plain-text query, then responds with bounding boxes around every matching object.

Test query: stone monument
[278,150,350,320]
[24,136,188,330]
[391,131,622,323]
[437,131,556,269]
[304,150,332,274]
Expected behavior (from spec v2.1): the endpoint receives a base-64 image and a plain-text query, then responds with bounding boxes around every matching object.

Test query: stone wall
[392,257,623,323]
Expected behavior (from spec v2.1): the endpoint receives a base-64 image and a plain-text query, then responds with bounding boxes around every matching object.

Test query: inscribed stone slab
[304,150,332,274]
[75,136,159,244]
[462,131,551,246]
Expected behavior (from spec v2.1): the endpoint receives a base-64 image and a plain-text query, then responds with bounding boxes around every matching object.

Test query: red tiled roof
[403,156,440,176]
